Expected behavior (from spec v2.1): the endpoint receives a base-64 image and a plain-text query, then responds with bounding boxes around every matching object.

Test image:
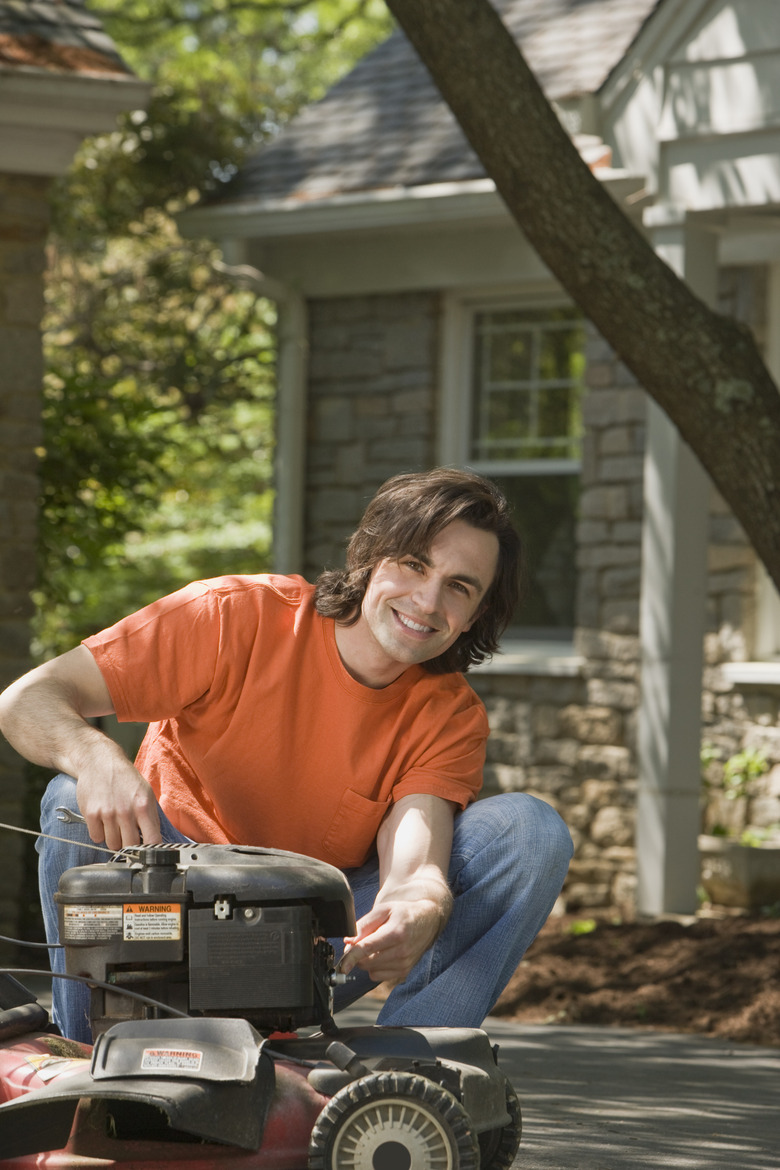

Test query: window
[441,296,585,640]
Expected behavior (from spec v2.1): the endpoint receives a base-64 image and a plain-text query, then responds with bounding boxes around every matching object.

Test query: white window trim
[438,288,584,676]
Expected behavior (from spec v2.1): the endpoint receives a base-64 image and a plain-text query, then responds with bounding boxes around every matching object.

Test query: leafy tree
[37,0,392,656]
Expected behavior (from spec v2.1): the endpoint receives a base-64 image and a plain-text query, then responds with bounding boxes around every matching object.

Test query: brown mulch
[492,912,780,1047]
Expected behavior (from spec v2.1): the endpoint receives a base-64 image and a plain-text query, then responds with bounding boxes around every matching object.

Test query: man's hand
[339,793,456,984]
[340,890,450,983]
[75,750,161,851]
[0,644,161,850]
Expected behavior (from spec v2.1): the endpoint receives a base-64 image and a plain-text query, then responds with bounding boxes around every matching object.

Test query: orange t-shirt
[83,575,487,868]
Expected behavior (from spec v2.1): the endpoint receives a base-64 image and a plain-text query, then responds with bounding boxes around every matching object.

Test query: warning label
[123,903,182,941]
[62,904,122,941]
[25,1054,89,1082]
[141,1048,202,1073]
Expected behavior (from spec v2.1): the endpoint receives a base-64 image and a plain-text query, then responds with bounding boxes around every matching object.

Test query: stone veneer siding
[303,291,440,580]
[0,173,50,937]
[303,279,779,917]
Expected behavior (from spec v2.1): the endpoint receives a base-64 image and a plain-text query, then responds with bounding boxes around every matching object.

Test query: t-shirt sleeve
[391,690,488,809]
[82,581,221,723]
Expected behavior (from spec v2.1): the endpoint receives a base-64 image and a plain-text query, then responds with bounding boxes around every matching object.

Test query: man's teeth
[397,612,433,633]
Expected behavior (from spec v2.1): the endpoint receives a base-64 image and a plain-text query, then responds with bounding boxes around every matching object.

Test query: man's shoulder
[198,573,314,608]
[408,666,486,714]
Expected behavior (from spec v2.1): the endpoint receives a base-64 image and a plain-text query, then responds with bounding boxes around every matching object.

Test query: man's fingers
[138,807,162,846]
[88,806,161,852]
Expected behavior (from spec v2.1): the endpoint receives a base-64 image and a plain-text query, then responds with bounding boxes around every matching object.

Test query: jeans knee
[516,793,573,864]
[459,792,573,870]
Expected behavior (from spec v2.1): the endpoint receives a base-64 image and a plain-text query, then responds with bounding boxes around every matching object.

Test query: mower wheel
[308,1069,480,1170]
[477,1077,522,1169]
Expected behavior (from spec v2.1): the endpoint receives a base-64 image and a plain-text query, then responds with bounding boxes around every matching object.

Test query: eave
[181,168,648,244]
[0,64,150,177]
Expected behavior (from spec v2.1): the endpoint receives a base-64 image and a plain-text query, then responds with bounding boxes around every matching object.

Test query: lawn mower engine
[0,843,522,1169]
[56,842,355,1038]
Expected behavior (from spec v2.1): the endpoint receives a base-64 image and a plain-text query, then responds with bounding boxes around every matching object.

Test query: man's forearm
[0,653,162,850]
[0,673,120,777]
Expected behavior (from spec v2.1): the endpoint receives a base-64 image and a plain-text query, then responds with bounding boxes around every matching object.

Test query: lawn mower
[0,841,521,1168]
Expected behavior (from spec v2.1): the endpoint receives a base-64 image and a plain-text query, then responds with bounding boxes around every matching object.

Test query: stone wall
[0,173,50,936]
[303,291,440,580]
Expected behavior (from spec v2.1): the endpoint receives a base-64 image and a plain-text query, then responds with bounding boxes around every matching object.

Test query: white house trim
[0,65,150,177]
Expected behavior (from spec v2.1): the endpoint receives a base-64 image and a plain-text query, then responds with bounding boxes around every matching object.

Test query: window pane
[470,308,584,463]
[468,303,585,635]
[494,473,580,635]
[484,329,533,382]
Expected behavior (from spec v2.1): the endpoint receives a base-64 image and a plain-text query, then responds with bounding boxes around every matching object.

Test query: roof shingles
[0,0,130,75]
[222,0,661,207]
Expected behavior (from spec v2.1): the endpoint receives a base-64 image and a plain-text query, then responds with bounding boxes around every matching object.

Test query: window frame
[438,288,585,666]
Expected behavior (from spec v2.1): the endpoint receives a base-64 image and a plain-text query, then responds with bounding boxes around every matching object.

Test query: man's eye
[404,560,423,572]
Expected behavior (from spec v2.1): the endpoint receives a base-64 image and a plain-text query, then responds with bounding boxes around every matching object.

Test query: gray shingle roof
[220,0,661,207]
[0,0,130,74]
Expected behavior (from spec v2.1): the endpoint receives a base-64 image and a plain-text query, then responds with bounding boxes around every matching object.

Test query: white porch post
[636,211,718,916]
[217,239,309,575]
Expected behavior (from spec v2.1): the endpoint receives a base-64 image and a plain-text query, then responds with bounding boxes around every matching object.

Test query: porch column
[636,211,718,916]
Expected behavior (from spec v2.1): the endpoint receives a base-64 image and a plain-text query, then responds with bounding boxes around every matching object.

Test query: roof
[218,0,662,208]
[0,0,131,75]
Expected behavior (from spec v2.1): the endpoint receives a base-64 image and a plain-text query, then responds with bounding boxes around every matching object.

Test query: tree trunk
[385,0,780,593]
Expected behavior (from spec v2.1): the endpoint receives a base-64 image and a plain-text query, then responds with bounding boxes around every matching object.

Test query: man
[0,468,572,1042]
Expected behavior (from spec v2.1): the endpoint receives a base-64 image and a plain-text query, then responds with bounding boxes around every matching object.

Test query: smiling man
[0,468,572,1042]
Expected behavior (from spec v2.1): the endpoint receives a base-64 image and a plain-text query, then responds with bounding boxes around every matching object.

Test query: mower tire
[477,1077,522,1169]
[308,1069,481,1170]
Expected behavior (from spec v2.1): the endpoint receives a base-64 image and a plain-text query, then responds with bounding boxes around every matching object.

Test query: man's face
[354,519,500,684]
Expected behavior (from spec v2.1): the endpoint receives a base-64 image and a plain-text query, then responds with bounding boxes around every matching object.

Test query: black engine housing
[55,843,357,1037]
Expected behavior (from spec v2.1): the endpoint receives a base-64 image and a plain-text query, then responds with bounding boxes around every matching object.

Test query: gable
[604,0,780,209]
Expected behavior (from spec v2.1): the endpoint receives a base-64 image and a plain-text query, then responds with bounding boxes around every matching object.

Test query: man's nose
[412,576,443,613]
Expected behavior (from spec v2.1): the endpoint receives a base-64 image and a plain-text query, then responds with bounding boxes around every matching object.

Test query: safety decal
[141,1048,203,1072]
[62,904,122,940]
[123,903,182,941]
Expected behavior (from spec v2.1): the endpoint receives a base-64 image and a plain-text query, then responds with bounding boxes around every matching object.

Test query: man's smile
[393,609,436,635]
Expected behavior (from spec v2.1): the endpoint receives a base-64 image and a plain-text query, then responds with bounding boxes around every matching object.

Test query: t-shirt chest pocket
[322,788,392,868]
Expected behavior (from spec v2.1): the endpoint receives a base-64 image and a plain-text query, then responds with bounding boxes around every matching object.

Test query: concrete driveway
[341,1001,780,1169]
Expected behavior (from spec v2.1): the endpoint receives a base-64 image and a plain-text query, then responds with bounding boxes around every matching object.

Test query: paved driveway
[342,1002,780,1169]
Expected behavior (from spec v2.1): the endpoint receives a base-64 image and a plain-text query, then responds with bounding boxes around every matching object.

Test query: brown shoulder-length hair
[314,468,523,674]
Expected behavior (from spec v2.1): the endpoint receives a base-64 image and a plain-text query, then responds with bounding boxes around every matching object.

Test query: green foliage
[723,748,769,801]
[565,918,597,937]
[38,211,276,652]
[37,0,391,656]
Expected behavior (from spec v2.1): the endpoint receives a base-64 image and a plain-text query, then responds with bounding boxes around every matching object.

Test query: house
[0,1,148,936]
[183,0,780,917]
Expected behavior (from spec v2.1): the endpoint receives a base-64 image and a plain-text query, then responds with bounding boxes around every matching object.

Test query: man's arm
[0,645,161,850]
[339,793,455,983]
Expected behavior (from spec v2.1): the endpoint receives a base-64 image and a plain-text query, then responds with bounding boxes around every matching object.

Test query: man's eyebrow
[453,572,486,594]
[407,551,485,594]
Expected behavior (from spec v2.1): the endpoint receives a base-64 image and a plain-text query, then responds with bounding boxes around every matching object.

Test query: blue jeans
[38,774,572,1042]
